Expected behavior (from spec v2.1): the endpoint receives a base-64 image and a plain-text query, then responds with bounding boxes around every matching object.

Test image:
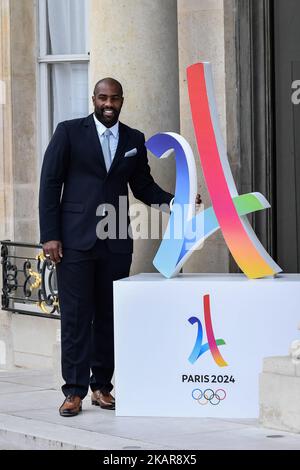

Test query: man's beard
[94,107,120,127]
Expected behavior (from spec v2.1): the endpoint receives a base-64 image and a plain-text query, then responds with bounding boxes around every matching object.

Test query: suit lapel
[83,115,129,177]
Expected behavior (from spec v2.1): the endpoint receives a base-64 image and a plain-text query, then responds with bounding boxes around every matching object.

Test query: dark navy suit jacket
[39,114,173,253]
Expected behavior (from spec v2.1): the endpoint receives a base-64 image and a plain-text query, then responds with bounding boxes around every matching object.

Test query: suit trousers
[56,238,132,398]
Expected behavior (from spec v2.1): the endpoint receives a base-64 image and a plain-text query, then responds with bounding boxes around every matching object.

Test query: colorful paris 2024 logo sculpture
[146,62,282,279]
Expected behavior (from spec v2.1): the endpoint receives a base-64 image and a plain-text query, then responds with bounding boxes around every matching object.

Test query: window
[38,0,89,158]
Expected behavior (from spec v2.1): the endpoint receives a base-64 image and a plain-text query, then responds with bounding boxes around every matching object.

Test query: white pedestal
[113,273,300,418]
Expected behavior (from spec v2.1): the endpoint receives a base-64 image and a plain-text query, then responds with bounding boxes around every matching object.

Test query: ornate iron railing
[1,241,60,319]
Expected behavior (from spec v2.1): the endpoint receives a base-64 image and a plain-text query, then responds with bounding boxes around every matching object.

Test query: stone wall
[0,0,41,369]
[0,0,232,369]
[0,0,14,242]
[178,0,230,273]
[90,0,179,275]
[10,0,39,243]
[0,0,15,369]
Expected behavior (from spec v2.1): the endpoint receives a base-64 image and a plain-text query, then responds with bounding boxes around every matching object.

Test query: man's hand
[195,193,202,208]
[43,240,63,264]
[170,193,202,212]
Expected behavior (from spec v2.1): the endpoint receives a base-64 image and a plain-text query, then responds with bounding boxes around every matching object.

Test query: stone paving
[0,368,299,450]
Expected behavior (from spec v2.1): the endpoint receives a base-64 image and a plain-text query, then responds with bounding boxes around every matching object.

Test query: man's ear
[92,95,95,105]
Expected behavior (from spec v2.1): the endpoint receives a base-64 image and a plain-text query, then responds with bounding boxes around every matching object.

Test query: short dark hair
[93,78,123,97]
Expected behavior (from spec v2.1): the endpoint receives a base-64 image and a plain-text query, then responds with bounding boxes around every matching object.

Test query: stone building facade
[0,0,235,369]
[1,0,299,431]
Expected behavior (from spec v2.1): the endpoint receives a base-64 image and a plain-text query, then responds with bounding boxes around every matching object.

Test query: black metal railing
[1,241,60,319]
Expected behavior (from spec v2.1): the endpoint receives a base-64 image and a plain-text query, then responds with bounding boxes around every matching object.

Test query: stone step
[0,413,161,450]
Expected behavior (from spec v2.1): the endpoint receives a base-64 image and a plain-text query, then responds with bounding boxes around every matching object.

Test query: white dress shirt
[93,114,119,161]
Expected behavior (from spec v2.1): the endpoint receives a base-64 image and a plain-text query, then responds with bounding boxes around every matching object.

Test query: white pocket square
[124,148,137,157]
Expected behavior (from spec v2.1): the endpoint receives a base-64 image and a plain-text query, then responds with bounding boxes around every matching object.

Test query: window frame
[37,0,90,161]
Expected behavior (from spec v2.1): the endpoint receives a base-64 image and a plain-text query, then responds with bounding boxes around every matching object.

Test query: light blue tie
[102,129,112,171]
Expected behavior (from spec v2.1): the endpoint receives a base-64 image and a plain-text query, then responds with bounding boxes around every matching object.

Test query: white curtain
[47,0,88,131]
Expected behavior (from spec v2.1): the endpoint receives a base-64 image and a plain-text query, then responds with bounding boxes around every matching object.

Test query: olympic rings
[192,388,226,406]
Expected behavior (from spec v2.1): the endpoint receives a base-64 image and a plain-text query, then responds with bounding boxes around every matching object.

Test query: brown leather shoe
[59,395,82,417]
[91,390,115,410]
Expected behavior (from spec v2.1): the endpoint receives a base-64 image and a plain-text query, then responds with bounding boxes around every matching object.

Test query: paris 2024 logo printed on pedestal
[185,294,233,407]
[146,62,282,280]
[188,294,227,367]
[146,63,282,407]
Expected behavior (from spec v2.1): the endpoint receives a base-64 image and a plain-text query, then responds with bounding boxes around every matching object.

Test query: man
[39,78,180,417]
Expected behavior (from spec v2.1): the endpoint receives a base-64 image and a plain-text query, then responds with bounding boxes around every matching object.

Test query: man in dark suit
[39,78,175,416]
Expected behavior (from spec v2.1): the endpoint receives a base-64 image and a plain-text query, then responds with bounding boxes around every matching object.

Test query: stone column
[177,0,230,273]
[10,0,38,243]
[0,0,15,369]
[0,0,14,242]
[89,0,179,274]
[0,0,38,370]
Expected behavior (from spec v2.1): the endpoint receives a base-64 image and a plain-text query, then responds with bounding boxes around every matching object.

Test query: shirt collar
[93,114,119,138]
